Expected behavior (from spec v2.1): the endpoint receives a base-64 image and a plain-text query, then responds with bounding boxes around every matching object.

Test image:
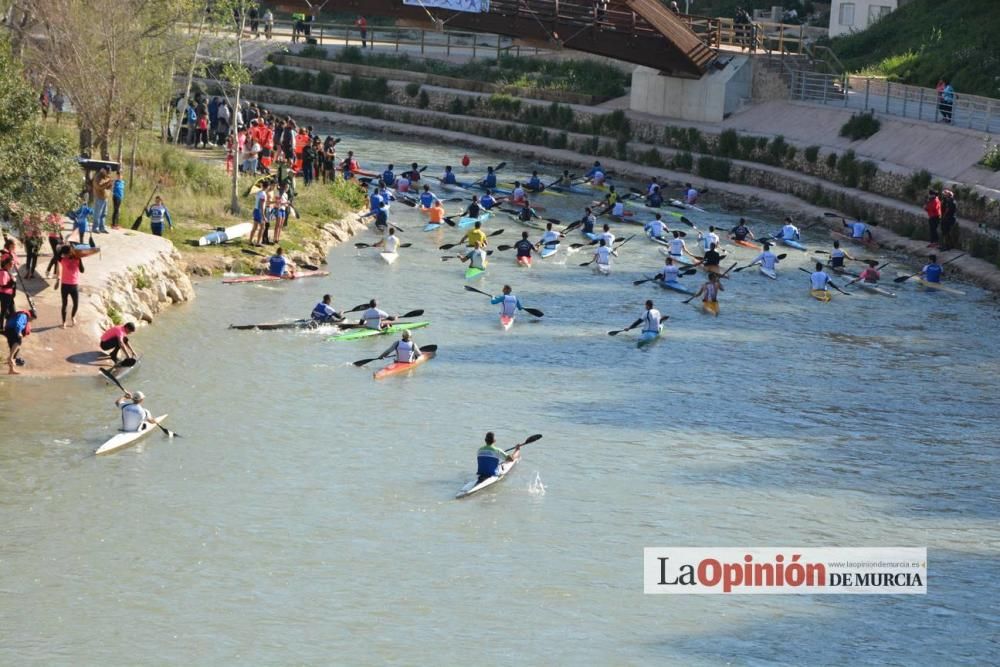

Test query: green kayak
[465,267,486,281]
[326,321,430,342]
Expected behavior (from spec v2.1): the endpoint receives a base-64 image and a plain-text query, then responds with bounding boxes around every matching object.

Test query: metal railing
[788,71,1000,133]
[681,16,811,55]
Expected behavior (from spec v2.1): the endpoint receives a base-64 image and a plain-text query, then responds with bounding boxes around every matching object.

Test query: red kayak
[222,270,329,284]
[517,256,532,267]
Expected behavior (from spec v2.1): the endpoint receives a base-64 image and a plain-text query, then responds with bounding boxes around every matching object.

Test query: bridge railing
[789,71,1000,133]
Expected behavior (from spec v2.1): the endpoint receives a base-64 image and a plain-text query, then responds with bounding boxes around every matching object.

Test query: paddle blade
[607,329,622,336]
[892,274,912,283]
[354,243,371,248]
[522,433,542,444]
[523,307,544,317]
[353,357,378,367]
[490,229,504,237]
[494,161,507,171]
[496,245,513,251]
[398,309,424,318]
[680,217,694,227]
[438,243,456,250]
[463,285,491,297]
[578,261,591,267]
[347,303,371,313]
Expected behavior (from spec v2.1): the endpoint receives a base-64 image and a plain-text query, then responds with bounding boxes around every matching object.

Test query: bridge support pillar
[629,56,751,122]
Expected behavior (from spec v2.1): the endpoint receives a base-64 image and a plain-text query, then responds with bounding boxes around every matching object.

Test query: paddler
[594,223,615,248]
[536,222,564,251]
[481,166,497,190]
[655,256,681,284]
[360,299,395,331]
[843,217,874,243]
[373,201,389,231]
[381,164,395,187]
[698,226,721,252]
[585,161,606,185]
[394,171,411,194]
[510,181,527,206]
[311,294,344,324]
[777,217,800,243]
[425,200,446,226]
[476,432,519,482]
[479,190,499,211]
[419,184,439,210]
[857,259,881,284]
[646,184,664,209]
[646,177,660,197]
[339,150,361,179]
[490,284,524,318]
[640,300,662,336]
[517,199,539,222]
[115,390,155,433]
[460,242,489,271]
[809,262,833,293]
[693,272,723,306]
[644,213,668,240]
[363,185,387,220]
[684,183,700,205]
[378,329,421,365]
[99,321,137,365]
[829,240,855,272]
[919,254,943,283]
[514,231,537,263]
[597,186,620,215]
[699,243,727,276]
[666,230,696,262]
[375,227,401,254]
[441,165,458,185]
[526,171,544,192]
[266,247,296,278]
[730,217,755,243]
[580,207,596,236]
[748,242,780,273]
[404,162,422,183]
[460,221,488,249]
[592,238,613,271]
[461,195,482,219]
[552,169,573,187]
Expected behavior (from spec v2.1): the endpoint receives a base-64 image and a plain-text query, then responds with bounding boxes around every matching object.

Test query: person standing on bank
[924,190,942,248]
[940,189,959,252]
[145,195,173,237]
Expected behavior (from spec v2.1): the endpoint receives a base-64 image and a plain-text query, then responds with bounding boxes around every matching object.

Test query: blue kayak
[780,238,807,251]
[457,212,493,229]
[637,325,663,348]
[461,182,512,195]
[424,222,444,232]
[540,243,559,259]
[658,279,695,295]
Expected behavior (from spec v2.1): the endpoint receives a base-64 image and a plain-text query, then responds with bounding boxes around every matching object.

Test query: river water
[1,130,998,665]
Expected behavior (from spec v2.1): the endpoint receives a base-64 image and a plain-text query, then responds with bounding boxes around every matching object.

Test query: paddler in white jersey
[394,172,411,193]
[536,222,564,250]
[378,329,421,364]
[655,256,681,284]
[490,284,524,317]
[684,182,699,205]
[360,299,396,331]
[461,242,488,270]
[640,300,661,335]
[698,225,720,252]
[595,223,615,248]
[843,218,874,242]
[593,238,613,271]
[828,240,855,272]
[510,181,527,206]
[748,242,779,272]
[644,213,668,240]
[778,217,800,242]
[374,227,400,254]
[667,230,696,261]
[115,390,155,433]
[809,262,833,292]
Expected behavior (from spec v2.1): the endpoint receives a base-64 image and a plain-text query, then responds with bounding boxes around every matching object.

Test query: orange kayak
[702,300,720,316]
[730,237,762,250]
[517,256,531,267]
[373,350,436,380]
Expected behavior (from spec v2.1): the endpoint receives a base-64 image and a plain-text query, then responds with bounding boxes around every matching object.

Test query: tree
[0,37,78,232]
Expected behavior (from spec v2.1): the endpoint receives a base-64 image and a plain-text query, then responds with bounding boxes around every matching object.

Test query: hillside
[830,0,1000,98]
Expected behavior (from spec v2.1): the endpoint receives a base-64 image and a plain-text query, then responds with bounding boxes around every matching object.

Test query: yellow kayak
[810,289,832,302]
[701,300,719,316]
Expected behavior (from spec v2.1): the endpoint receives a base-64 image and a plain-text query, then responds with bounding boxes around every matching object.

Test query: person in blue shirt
[69,195,92,244]
[145,196,173,237]
[441,166,457,185]
[481,166,497,189]
[266,247,295,277]
[363,188,384,220]
[4,308,34,375]
[476,431,519,482]
[490,284,523,317]
[526,171,544,192]
[418,185,439,209]
[374,201,389,231]
[382,164,395,186]
[479,190,498,210]
[580,207,596,235]
[311,294,343,324]
[921,254,943,283]
[585,161,606,184]
[646,185,663,208]
[111,170,126,229]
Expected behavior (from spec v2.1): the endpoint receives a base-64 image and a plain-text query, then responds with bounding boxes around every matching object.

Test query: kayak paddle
[893,252,965,283]
[608,319,641,336]
[797,267,850,295]
[504,433,542,453]
[99,369,180,438]
[632,268,697,285]
[355,242,412,249]
[463,285,544,317]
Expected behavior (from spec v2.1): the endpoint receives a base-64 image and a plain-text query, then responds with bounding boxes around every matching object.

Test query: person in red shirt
[355,15,368,48]
[100,322,137,364]
[924,190,942,247]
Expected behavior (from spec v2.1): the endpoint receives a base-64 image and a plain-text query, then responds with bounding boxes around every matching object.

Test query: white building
[828,0,909,37]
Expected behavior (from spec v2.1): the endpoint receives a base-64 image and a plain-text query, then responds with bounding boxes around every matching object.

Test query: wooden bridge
[290,0,717,77]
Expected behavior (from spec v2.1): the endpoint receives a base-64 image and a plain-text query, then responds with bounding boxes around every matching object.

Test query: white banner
[402,0,489,14]
[644,548,927,594]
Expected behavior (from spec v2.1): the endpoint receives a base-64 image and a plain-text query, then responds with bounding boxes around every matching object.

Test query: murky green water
[1,130,997,665]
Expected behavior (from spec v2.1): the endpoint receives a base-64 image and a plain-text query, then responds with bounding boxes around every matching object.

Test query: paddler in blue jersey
[311,294,344,324]
[585,161,606,185]
[419,184,439,209]
[580,207,596,236]
[490,284,523,317]
[441,165,458,185]
[843,217,874,243]
[378,329,421,364]
[481,166,497,189]
[646,184,663,208]
[479,190,498,210]
[266,247,295,278]
[526,171,544,192]
[920,254,943,283]
[514,231,537,263]
[476,431,519,482]
[381,164,395,186]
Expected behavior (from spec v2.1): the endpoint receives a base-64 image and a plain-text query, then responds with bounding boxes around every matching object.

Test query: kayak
[373,350,436,380]
[198,222,253,246]
[517,256,532,268]
[455,453,520,499]
[810,257,859,278]
[780,238,808,251]
[670,198,705,212]
[424,222,444,232]
[327,321,430,342]
[624,201,686,218]
[657,248,696,266]
[500,314,514,331]
[759,265,777,280]
[539,243,559,259]
[658,279,695,295]
[465,266,486,281]
[701,300,720,316]
[100,357,141,383]
[637,325,662,348]
[230,319,322,331]
[810,289,832,302]
[463,182,512,195]
[222,270,329,284]
[380,251,399,265]
[647,234,671,246]
[507,212,545,231]
[95,415,167,456]
[457,212,492,229]
[857,281,896,297]
[730,237,762,250]
[72,245,101,257]
[913,278,965,296]
[831,229,878,249]
[594,262,611,275]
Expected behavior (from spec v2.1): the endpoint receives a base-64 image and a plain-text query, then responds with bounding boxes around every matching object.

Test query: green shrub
[404,82,421,98]
[486,93,522,115]
[738,135,758,160]
[337,75,390,103]
[825,152,839,170]
[315,71,334,94]
[903,169,933,200]
[696,156,731,182]
[837,149,860,187]
[106,307,123,325]
[299,44,328,59]
[859,160,879,189]
[449,97,466,115]
[639,148,666,168]
[804,145,820,163]
[982,138,1000,171]
[133,268,151,290]
[673,151,694,171]
[549,132,568,150]
[764,135,788,165]
[717,129,741,158]
[839,111,881,141]
[417,90,430,109]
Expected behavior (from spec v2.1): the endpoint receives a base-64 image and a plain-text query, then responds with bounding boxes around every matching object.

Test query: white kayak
[95,415,167,456]
[380,251,399,265]
[198,223,252,246]
[456,456,519,499]
[857,281,896,297]
[594,263,611,275]
[759,265,777,280]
